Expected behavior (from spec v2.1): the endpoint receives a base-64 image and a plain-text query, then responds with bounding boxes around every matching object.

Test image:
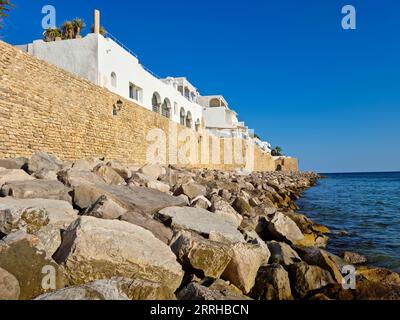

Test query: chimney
[94,9,100,34]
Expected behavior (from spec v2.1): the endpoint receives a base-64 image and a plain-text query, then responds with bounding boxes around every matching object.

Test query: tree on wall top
[0,0,13,29]
[271,146,283,157]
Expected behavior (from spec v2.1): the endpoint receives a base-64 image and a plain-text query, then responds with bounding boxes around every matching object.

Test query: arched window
[161,98,171,118]
[195,119,201,132]
[186,111,192,129]
[152,92,161,113]
[180,108,186,126]
[111,72,117,88]
[209,98,221,108]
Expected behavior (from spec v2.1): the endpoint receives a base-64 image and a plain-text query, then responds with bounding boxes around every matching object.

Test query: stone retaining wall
[0,40,297,172]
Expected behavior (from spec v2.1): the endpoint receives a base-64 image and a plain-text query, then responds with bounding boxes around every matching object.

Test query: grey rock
[157,207,244,243]
[251,264,293,300]
[120,211,173,244]
[0,231,67,300]
[0,267,20,300]
[0,158,27,170]
[342,251,367,265]
[267,212,304,243]
[171,231,232,279]
[27,152,63,174]
[83,195,128,220]
[58,169,106,188]
[74,183,187,214]
[53,217,183,292]
[222,243,269,293]
[288,262,335,298]
[174,182,207,200]
[0,169,35,187]
[232,197,252,216]
[146,180,170,193]
[139,163,164,180]
[211,199,242,226]
[267,241,301,266]
[93,164,126,186]
[35,277,175,300]
[1,180,72,204]
[177,282,251,301]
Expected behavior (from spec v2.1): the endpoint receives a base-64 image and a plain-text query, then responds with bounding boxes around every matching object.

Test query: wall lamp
[113,99,124,116]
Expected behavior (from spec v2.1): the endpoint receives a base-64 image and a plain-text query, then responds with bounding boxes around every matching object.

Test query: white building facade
[16,10,272,154]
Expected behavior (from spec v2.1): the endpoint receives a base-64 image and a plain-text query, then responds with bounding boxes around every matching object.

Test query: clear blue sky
[2,0,400,173]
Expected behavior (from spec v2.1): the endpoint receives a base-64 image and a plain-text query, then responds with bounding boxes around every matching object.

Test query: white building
[16,10,272,153]
[198,95,251,139]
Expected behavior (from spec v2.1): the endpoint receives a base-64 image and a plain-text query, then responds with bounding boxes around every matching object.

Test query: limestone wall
[275,158,299,172]
[0,40,297,172]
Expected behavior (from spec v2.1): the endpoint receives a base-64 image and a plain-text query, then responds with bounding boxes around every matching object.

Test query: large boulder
[288,262,335,298]
[177,281,251,301]
[120,211,174,245]
[0,180,72,203]
[356,267,400,287]
[53,217,183,292]
[83,195,128,220]
[138,164,164,180]
[0,158,27,170]
[146,180,171,193]
[341,251,367,265]
[174,182,207,200]
[157,207,244,243]
[58,169,106,188]
[232,197,252,216]
[0,231,67,300]
[300,248,343,283]
[251,264,293,300]
[267,212,304,243]
[35,277,175,300]
[267,241,301,266]
[0,197,77,256]
[0,267,20,300]
[106,161,133,180]
[93,164,126,186]
[73,183,186,214]
[171,231,232,279]
[317,278,400,300]
[0,197,77,234]
[222,243,268,293]
[27,152,63,174]
[211,199,242,226]
[0,169,35,187]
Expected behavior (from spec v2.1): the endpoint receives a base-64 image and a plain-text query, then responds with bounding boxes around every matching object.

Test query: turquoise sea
[297,172,400,273]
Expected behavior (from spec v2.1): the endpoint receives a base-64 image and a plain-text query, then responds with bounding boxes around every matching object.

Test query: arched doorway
[186,111,192,129]
[161,98,171,118]
[152,92,161,113]
[180,108,186,126]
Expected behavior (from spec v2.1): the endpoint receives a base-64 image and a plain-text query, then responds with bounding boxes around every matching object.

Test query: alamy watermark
[342,5,357,30]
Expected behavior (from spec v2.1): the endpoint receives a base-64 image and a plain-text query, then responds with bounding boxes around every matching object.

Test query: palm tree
[91,24,106,36]
[61,21,74,39]
[271,146,283,157]
[43,28,61,42]
[71,18,85,38]
[0,0,13,29]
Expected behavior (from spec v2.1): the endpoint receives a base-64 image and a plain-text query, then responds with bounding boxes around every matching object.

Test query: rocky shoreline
[0,152,399,300]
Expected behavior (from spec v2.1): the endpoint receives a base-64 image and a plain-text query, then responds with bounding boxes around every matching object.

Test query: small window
[111,72,117,88]
[129,83,143,102]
